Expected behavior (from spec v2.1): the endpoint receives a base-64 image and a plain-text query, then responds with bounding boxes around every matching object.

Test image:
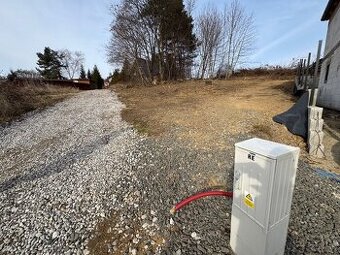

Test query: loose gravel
[0,90,140,254]
[1,89,339,255]
[89,132,340,254]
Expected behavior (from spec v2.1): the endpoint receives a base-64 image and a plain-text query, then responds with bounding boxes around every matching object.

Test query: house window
[324,62,330,83]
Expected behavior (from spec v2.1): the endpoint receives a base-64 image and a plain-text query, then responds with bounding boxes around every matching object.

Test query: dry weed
[0,80,78,123]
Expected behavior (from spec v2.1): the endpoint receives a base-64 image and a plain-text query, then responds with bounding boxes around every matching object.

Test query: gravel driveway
[0,90,139,254]
[1,89,339,255]
[89,134,339,255]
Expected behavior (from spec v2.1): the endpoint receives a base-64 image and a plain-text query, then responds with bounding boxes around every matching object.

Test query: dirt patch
[114,76,339,173]
[88,211,163,255]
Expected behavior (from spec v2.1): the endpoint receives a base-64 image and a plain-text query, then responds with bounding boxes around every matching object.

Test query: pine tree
[143,0,197,80]
[111,69,121,83]
[108,0,197,82]
[87,69,92,80]
[79,65,86,79]
[36,47,64,79]
[91,65,104,89]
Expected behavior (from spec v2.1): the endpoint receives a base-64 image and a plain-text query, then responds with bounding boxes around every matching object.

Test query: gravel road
[1,89,339,255]
[0,90,139,254]
[89,134,339,255]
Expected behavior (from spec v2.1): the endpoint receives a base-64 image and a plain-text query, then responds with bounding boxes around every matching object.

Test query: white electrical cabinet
[230,138,299,255]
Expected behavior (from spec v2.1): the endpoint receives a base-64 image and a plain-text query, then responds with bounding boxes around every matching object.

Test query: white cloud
[250,18,318,60]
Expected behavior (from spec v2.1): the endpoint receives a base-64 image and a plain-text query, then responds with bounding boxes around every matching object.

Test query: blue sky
[0,0,329,78]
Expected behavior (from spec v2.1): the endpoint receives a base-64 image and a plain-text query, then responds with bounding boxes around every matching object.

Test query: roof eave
[321,0,340,21]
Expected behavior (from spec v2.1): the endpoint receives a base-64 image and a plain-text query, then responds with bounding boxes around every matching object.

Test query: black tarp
[273,92,309,139]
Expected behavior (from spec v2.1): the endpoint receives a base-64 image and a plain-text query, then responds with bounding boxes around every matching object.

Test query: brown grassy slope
[114,76,301,146]
[0,80,78,124]
[114,76,339,173]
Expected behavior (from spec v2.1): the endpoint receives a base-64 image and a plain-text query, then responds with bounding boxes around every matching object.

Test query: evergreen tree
[87,69,92,80]
[111,69,121,84]
[36,47,64,79]
[79,65,86,79]
[141,0,197,79]
[91,65,104,89]
[108,0,197,82]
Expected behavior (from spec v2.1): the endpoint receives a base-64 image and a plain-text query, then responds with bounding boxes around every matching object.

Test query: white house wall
[318,4,340,111]
[325,4,340,53]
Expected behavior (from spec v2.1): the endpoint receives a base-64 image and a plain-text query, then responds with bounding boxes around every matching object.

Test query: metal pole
[296,60,300,81]
[303,53,311,90]
[302,58,306,87]
[297,59,303,85]
[310,40,322,106]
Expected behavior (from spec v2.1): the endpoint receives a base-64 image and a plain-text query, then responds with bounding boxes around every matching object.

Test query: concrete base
[308,106,325,158]
[308,131,325,145]
[308,143,325,158]
[308,105,323,119]
[308,119,324,131]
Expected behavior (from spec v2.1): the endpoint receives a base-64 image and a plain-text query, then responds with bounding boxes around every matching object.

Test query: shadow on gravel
[0,130,123,193]
[332,142,340,166]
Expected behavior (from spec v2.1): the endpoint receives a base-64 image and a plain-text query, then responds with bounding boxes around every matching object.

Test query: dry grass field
[0,80,78,124]
[114,76,339,173]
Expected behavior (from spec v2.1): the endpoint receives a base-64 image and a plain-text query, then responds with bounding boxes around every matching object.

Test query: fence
[295,40,323,106]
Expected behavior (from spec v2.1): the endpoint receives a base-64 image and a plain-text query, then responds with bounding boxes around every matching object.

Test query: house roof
[321,0,340,21]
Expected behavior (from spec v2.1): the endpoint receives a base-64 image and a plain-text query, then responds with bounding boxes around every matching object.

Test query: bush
[233,67,295,79]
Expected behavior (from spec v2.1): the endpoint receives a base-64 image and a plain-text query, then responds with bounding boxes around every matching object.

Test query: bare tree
[107,0,155,83]
[196,6,223,79]
[185,0,196,15]
[60,50,85,79]
[220,0,255,79]
[108,0,197,83]
[7,69,42,80]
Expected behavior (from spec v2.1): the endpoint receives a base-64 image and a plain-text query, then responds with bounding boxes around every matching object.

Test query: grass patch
[250,124,273,139]
[121,108,151,135]
[132,120,150,134]
[0,80,78,124]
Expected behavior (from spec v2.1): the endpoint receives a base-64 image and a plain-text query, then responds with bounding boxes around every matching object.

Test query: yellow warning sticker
[244,193,255,208]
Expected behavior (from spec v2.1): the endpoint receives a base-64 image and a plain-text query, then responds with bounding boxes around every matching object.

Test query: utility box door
[230,138,299,255]
[233,148,275,229]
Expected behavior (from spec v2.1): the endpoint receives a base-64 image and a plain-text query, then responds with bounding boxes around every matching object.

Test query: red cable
[170,190,233,214]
